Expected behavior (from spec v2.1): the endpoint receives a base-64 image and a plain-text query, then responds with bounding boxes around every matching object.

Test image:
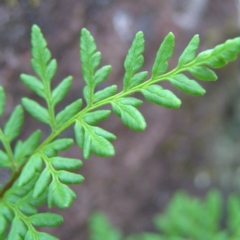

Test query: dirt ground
[0,0,240,239]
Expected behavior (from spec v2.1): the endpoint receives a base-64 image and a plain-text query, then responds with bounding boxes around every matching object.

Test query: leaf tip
[32,24,40,32]
[168,32,175,39]
[136,31,144,37]
[81,28,90,37]
[176,99,182,108]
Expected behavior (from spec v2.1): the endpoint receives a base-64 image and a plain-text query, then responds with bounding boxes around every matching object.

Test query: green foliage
[152,190,224,240]
[0,87,6,117]
[151,32,174,77]
[88,190,240,240]
[0,24,240,239]
[123,32,145,91]
[89,212,122,240]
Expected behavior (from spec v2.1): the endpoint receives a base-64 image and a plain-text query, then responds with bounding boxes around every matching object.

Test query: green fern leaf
[188,66,217,81]
[112,98,146,131]
[193,37,240,68]
[20,74,45,98]
[74,122,84,149]
[22,98,50,124]
[151,32,174,78]
[25,230,59,240]
[14,130,42,166]
[93,65,112,86]
[0,204,14,221]
[90,133,115,157]
[90,126,116,141]
[43,139,73,155]
[0,150,10,168]
[4,105,24,142]
[118,97,143,107]
[45,59,57,82]
[128,71,148,89]
[30,213,63,227]
[123,31,144,91]
[178,35,200,66]
[80,28,101,104]
[83,110,111,125]
[89,212,123,240]
[93,85,117,103]
[52,76,73,106]
[56,99,82,127]
[0,86,6,116]
[74,119,116,159]
[37,231,59,240]
[169,74,206,96]
[141,85,181,108]
[0,214,7,237]
[18,154,42,186]
[8,216,27,240]
[75,122,115,159]
[31,25,55,82]
[17,202,37,215]
[33,168,51,198]
[51,157,82,171]
[48,181,76,209]
[227,194,240,233]
[205,190,222,224]
[58,171,84,184]
[83,132,91,159]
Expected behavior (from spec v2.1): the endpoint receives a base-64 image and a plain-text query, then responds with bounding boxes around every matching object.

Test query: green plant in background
[0,24,240,239]
[89,190,240,240]
[89,212,123,240]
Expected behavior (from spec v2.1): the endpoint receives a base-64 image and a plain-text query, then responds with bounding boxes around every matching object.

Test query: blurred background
[0,0,240,239]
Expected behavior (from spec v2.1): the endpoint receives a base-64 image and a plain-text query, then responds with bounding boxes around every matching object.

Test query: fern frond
[20,25,74,132]
[0,24,240,239]
[0,175,61,240]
